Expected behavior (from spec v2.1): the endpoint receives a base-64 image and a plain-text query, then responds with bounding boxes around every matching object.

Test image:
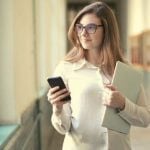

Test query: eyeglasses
[75,23,103,34]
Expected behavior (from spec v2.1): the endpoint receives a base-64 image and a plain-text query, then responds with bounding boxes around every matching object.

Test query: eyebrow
[78,23,102,26]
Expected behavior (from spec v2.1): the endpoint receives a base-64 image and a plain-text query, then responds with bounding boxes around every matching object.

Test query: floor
[1,125,150,150]
[48,126,150,150]
[131,126,150,150]
[0,125,19,148]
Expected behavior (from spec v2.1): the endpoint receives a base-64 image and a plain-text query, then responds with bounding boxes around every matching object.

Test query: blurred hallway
[0,0,150,149]
[131,126,150,150]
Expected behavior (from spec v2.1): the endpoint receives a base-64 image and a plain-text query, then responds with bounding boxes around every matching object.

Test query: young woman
[47,1,150,150]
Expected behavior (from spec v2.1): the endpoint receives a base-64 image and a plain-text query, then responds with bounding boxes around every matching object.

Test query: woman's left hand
[103,85,125,111]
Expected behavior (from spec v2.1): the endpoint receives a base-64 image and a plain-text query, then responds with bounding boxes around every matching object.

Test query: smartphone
[47,76,71,101]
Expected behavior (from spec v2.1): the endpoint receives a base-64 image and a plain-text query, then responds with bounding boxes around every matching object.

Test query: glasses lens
[86,24,96,34]
[76,24,83,33]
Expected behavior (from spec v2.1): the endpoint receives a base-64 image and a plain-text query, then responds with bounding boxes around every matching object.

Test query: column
[0,0,16,123]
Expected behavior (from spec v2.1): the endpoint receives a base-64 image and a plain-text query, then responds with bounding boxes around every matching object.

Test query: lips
[82,38,92,42]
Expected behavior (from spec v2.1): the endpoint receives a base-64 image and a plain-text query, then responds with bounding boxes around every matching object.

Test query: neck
[85,50,101,67]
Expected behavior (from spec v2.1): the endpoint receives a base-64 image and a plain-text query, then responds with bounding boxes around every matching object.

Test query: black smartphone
[47,76,71,101]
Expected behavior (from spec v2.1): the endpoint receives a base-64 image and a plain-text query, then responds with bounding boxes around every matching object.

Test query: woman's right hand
[47,86,70,113]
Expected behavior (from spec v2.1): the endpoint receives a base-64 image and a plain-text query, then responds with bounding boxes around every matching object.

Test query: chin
[82,44,92,50]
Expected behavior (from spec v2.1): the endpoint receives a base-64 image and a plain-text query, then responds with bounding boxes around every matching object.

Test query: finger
[51,88,68,99]
[47,86,62,99]
[103,99,111,107]
[54,91,70,102]
[49,89,70,103]
[51,92,70,104]
[47,87,59,99]
[102,90,112,105]
[105,84,116,91]
[50,86,60,94]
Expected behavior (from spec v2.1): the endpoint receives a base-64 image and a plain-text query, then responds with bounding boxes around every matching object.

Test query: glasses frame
[75,23,103,34]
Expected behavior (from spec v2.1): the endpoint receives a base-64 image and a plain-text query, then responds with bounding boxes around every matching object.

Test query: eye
[76,24,82,29]
[87,24,96,30]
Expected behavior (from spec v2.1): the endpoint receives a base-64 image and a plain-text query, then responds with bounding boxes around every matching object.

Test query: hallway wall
[127,0,150,99]
[13,0,37,123]
[0,0,67,124]
[128,0,150,35]
[0,0,16,123]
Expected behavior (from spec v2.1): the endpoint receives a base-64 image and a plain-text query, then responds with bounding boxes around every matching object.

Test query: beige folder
[101,61,143,134]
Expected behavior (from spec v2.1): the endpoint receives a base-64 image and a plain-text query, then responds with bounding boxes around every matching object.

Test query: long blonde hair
[65,1,125,76]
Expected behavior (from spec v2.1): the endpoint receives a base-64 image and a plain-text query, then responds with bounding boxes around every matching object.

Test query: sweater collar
[73,58,100,71]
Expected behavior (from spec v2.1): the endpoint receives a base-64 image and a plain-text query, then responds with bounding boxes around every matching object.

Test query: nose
[80,28,88,36]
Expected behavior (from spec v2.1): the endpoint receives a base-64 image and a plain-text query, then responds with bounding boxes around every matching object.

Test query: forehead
[79,13,101,25]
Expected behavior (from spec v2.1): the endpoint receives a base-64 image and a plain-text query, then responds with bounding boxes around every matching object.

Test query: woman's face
[76,13,104,51]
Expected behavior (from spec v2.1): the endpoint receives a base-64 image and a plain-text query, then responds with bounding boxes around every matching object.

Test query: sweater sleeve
[51,103,72,134]
[119,85,150,127]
